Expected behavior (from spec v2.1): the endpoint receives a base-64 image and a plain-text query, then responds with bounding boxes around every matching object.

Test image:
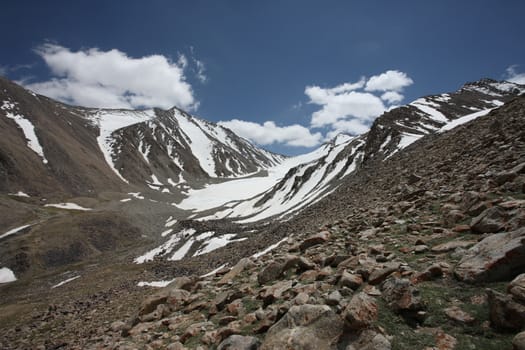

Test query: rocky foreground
[2,96,525,349]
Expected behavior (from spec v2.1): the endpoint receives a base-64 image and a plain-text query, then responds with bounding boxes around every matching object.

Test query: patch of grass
[375,299,435,349]
[242,296,261,313]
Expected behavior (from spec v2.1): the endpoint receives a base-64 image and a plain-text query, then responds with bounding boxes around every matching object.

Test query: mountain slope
[0,76,284,200]
[180,79,524,223]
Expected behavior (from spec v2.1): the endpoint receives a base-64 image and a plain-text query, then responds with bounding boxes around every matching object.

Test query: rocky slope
[1,78,524,349]
[84,95,523,350]
[1,92,523,349]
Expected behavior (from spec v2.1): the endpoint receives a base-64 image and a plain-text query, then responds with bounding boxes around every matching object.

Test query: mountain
[1,77,523,282]
[0,76,283,199]
[182,78,524,223]
[2,83,524,349]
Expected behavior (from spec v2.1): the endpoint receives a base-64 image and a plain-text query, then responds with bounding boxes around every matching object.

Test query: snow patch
[44,203,92,211]
[201,263,228,278]
[4,111,48,164]
[0,267,16,283]
[9,191,30,197]
[134,228,196,263]
[137,280,173,288]
[51,275,80,288]
[92,109,155,183]
[252,238,287,259]
[0,224,31,240]
[194,234,247,256]
[438,109,492,133]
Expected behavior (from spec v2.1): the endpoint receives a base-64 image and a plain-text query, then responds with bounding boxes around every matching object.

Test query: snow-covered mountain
[178,79,524,223]
[1,76,524,276]
[0,76,283,198]
[86,106,284,191]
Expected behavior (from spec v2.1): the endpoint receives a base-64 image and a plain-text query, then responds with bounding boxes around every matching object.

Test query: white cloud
[219,119,322,147]
[325,119,370,140]
[23,44,197,110]
[0,65,6,76]
[380,91,404,104]
[306,70,413,136]
[194,59,207,84]
[365,70,413,92]
[307,88,386,128]
[506,65,525,84]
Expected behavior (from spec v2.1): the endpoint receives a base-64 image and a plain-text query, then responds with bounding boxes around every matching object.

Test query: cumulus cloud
[380,91,404,104]
[365,70,413,92]
[24,44,198,110]
[219,119,323,147]
[505,65,525,84]
[306,70,413,136]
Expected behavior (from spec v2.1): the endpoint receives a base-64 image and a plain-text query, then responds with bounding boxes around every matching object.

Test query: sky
[1,1,524,155]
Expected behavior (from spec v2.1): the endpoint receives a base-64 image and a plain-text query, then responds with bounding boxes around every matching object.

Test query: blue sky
[1,1,524,155]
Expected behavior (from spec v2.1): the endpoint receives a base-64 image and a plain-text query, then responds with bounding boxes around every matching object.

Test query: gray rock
[339,270,363,290]
[258,261,285,285]
[455,228,525,283]
[346,329,391,350]
[509,274,525,303]
[470,206,506,234]
[260,304,343,350]
[218,335,261,350]
[369,263,400,285]
[218,258,254,285]
[326,290,342,306]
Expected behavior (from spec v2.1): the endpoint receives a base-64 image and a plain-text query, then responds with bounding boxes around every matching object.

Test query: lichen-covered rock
[218,334,261,350]
[343,292,378,330]
[260,304,343,350]
[454,228,525,283]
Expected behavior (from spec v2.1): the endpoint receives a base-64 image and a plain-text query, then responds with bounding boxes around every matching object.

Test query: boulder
[509,274,525,303]
[444,306,475,324]
[260,304,344,350]
[494,162,525,186]
[218,258,254,285]
[381,277,425,323]
[339,270,363,290]
[487,289,525,331]
[369,263,400,285]
[454,228,525,283]
[258,261,285,285]
[470,207,506,234]
[431,240,476,253]
[299,231,330,251]
[412,263,443,283]
[346,329,391,350]
[343,292,378,330]
[513,331,525,350]
[218,335,261,350]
